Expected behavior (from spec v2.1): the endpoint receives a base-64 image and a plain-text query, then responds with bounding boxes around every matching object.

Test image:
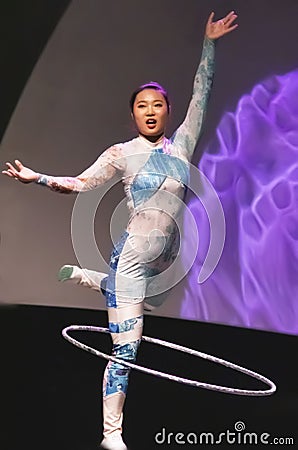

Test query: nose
[146,105,155,116]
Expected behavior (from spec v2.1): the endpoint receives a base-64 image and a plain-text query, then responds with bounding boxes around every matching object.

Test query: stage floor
[3,304,297,449]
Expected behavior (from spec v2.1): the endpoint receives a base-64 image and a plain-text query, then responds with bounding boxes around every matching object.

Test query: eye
[137,104,145,108]
[155,103,163,108]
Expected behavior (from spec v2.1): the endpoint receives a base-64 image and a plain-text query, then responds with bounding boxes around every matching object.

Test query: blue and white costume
[36,37,215,446]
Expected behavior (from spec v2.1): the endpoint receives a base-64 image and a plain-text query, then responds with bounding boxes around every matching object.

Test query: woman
[3,11,238,450]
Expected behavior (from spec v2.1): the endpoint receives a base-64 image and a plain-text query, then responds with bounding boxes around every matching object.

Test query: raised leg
[58,265,108,293]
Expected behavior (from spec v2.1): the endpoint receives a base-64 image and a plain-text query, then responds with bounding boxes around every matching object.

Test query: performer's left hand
[205,11,238,40]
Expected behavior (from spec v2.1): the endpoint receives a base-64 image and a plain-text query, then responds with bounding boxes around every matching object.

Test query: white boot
[100,363,128,449]
[58,265,107,291]
[100,434,128,450]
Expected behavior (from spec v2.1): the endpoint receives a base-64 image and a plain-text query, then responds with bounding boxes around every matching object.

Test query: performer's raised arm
[2,145,124,193]
[172,11,238,161]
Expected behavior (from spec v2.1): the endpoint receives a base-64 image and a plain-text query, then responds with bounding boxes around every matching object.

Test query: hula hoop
[62,325,276,397]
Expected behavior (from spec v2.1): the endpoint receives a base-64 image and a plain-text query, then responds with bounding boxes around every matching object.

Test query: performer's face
[132,89,169,140]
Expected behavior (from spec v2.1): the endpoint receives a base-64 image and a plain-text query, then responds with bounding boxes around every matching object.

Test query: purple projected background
[181,70,298,335]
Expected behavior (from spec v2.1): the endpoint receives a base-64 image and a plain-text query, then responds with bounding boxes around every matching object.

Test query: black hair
[129,81,170,114]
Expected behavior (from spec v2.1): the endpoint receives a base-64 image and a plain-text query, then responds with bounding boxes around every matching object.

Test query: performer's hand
[2,160,39,183]
[205,11,238,40]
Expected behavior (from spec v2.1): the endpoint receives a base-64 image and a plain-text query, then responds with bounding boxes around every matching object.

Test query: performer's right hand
[2,159,39,183]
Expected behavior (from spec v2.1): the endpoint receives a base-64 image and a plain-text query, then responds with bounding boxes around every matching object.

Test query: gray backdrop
[1,0,297,323]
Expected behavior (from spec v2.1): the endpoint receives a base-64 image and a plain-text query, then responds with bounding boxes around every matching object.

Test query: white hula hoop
[62,325,276,397]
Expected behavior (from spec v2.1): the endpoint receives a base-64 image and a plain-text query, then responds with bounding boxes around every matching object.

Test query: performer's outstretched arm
[2,145,124,193]
[172,11,238,161]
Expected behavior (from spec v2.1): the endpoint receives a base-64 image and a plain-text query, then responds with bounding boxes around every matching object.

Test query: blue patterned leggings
[101,230,179,439]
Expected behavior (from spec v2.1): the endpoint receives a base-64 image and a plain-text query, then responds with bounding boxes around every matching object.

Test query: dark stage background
[1,1,298,449]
